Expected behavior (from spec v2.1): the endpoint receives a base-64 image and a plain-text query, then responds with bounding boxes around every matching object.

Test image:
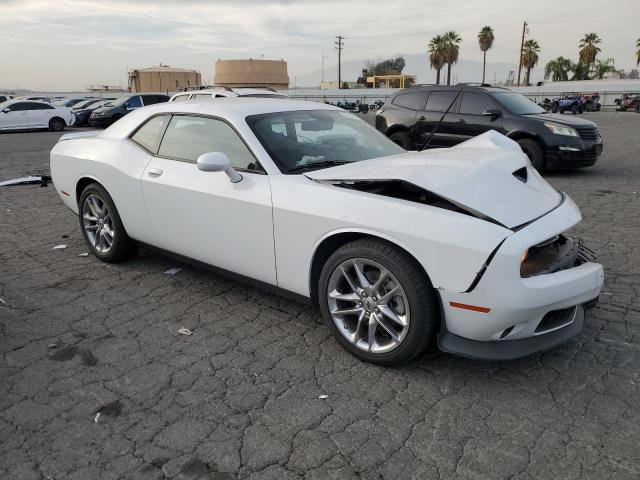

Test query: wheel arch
[308,229,437,308]
[506,130,547,149]
[75,175,103,205]
[385,124,410,137]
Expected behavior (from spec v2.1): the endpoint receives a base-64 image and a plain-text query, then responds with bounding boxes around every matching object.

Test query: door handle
[418,115,426,120]
[148,168,163,177]
[457,119,466,123]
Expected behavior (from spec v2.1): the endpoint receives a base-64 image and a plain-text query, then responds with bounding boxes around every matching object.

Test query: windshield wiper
[287,160,350,173]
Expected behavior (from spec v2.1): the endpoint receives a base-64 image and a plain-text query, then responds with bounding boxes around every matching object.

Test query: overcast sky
[1,0,638,91]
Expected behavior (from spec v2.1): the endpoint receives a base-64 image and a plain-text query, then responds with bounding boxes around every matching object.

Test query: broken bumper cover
[437,194,604,360]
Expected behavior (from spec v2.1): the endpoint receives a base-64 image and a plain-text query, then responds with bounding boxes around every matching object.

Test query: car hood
[524,113,596,127]
[304,130,562,229]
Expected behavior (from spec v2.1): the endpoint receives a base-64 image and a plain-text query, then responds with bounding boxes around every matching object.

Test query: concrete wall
[214,59,289,89]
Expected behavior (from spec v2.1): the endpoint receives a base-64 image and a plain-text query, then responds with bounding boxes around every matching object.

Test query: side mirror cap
[482,109,502,117]
[196,152,243,183]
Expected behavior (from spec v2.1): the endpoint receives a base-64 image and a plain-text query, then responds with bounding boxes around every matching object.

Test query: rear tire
[49,117,65,132]
[318,238,439,366]
[517,138,545,171]
[78,183,135,262]
[389,131,413,150]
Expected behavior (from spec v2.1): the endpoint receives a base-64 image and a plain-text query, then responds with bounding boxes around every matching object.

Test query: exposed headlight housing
[544,122,578,137]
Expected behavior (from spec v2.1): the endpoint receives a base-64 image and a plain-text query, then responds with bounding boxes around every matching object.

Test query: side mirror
[482,109,502,118]
[196,152,243,183]
[1,108,9,113]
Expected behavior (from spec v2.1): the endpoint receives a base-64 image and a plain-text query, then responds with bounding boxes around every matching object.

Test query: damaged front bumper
[436,194,604,361]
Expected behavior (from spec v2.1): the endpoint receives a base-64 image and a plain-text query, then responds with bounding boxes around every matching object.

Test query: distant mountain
[294,53,543,87]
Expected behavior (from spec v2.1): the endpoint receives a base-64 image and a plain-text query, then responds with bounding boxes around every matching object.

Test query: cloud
[1,0,638,91]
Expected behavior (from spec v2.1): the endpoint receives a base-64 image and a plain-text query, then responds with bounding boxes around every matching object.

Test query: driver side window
[127,96,142,109]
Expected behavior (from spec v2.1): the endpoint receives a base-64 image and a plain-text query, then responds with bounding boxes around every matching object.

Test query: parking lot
[1,111,640,479]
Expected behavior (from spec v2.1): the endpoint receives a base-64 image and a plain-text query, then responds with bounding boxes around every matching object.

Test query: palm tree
[593,58,615,79]
[521,39,540,85]
[478,26,494,84]
[544,56,571,82]
[579,33,602,74]
[427,35,447,85]
[443,31,462,85]
[570,61,590,81]
[636,38,640,66]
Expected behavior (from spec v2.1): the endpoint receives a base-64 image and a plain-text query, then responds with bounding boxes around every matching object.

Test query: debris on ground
[178,327,193,336]
[0,298,6,306]
[47,343,58,349]
[319,394,328,400]
[0,175,51,187]
[78,253,89,257]
[62,234,69,238]
[52,244,67,250]
[94,412,101,423]
[165,268,182,275]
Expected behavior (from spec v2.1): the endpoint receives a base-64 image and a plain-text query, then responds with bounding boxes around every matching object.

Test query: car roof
[101,98,340,139]
[400,84,511,94]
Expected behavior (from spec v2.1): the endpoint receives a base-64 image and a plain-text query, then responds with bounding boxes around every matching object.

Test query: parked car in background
[52,97,93,108]
[376,85,603,170]
[16,96,51,102]
[169,87,288,102]
[73,99,115,127]
[89,94,169,127]
[0,100,75,131]
[0,94,13,103]
[50,99,603,364]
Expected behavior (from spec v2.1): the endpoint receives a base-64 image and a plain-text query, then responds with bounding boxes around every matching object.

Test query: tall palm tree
[443,31,462,85]
[427,35,447,85]
[593,58,615,79]
[478,26,494,84]
[579,33,602,75]
[521,39,540,86]
[544,56,571,82]
[636,38,640,66]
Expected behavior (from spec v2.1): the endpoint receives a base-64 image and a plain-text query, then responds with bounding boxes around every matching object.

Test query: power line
[335,35,345,89]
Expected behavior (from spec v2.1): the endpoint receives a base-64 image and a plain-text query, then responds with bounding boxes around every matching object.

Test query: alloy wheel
[326,258,410,354]
[82,193,114,254]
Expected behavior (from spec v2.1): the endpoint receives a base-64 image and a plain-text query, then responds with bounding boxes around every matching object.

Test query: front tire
[389,131,413,150]
[49,117,65,132]
[78,183,135,262]
[517,138,545,171]
[318,238,439,365]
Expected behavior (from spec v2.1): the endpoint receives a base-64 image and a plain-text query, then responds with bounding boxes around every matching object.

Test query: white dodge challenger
[50,99,604,365]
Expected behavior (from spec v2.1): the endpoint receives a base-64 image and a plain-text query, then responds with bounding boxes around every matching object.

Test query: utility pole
[321,49,327,84]
[335,35,344,89]
[517,21,527,87]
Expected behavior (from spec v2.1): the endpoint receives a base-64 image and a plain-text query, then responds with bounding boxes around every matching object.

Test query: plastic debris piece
[62,234,69,239]
[78,253,89,257]
[0,298,6,306]
[0,175,49,187]
[178,327,193,336]
[94,412,101,423]
[52,244,67,250]
[47,343,58,349]
[165,268,182,275]
[319,394,328,400]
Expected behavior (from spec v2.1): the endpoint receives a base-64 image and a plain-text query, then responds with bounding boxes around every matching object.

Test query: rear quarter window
[130,115,170,154]
[424,91,459,112]
[391,92,428,110]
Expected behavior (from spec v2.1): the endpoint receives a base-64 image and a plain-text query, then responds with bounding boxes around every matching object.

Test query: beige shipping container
[214,59,289,89]
[129,65,202,93]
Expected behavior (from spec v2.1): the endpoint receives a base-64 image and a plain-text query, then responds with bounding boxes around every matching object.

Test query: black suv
[376,85,603,170]
[89,94,169,128]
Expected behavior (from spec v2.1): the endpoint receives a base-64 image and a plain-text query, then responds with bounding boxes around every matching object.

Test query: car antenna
[418,86,464,152]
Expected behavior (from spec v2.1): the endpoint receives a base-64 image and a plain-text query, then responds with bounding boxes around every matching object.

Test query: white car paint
[0,100,75,130]
[50,99,604,359]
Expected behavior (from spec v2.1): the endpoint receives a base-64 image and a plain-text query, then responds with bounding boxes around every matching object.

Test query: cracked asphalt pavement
[1,112,640,479]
